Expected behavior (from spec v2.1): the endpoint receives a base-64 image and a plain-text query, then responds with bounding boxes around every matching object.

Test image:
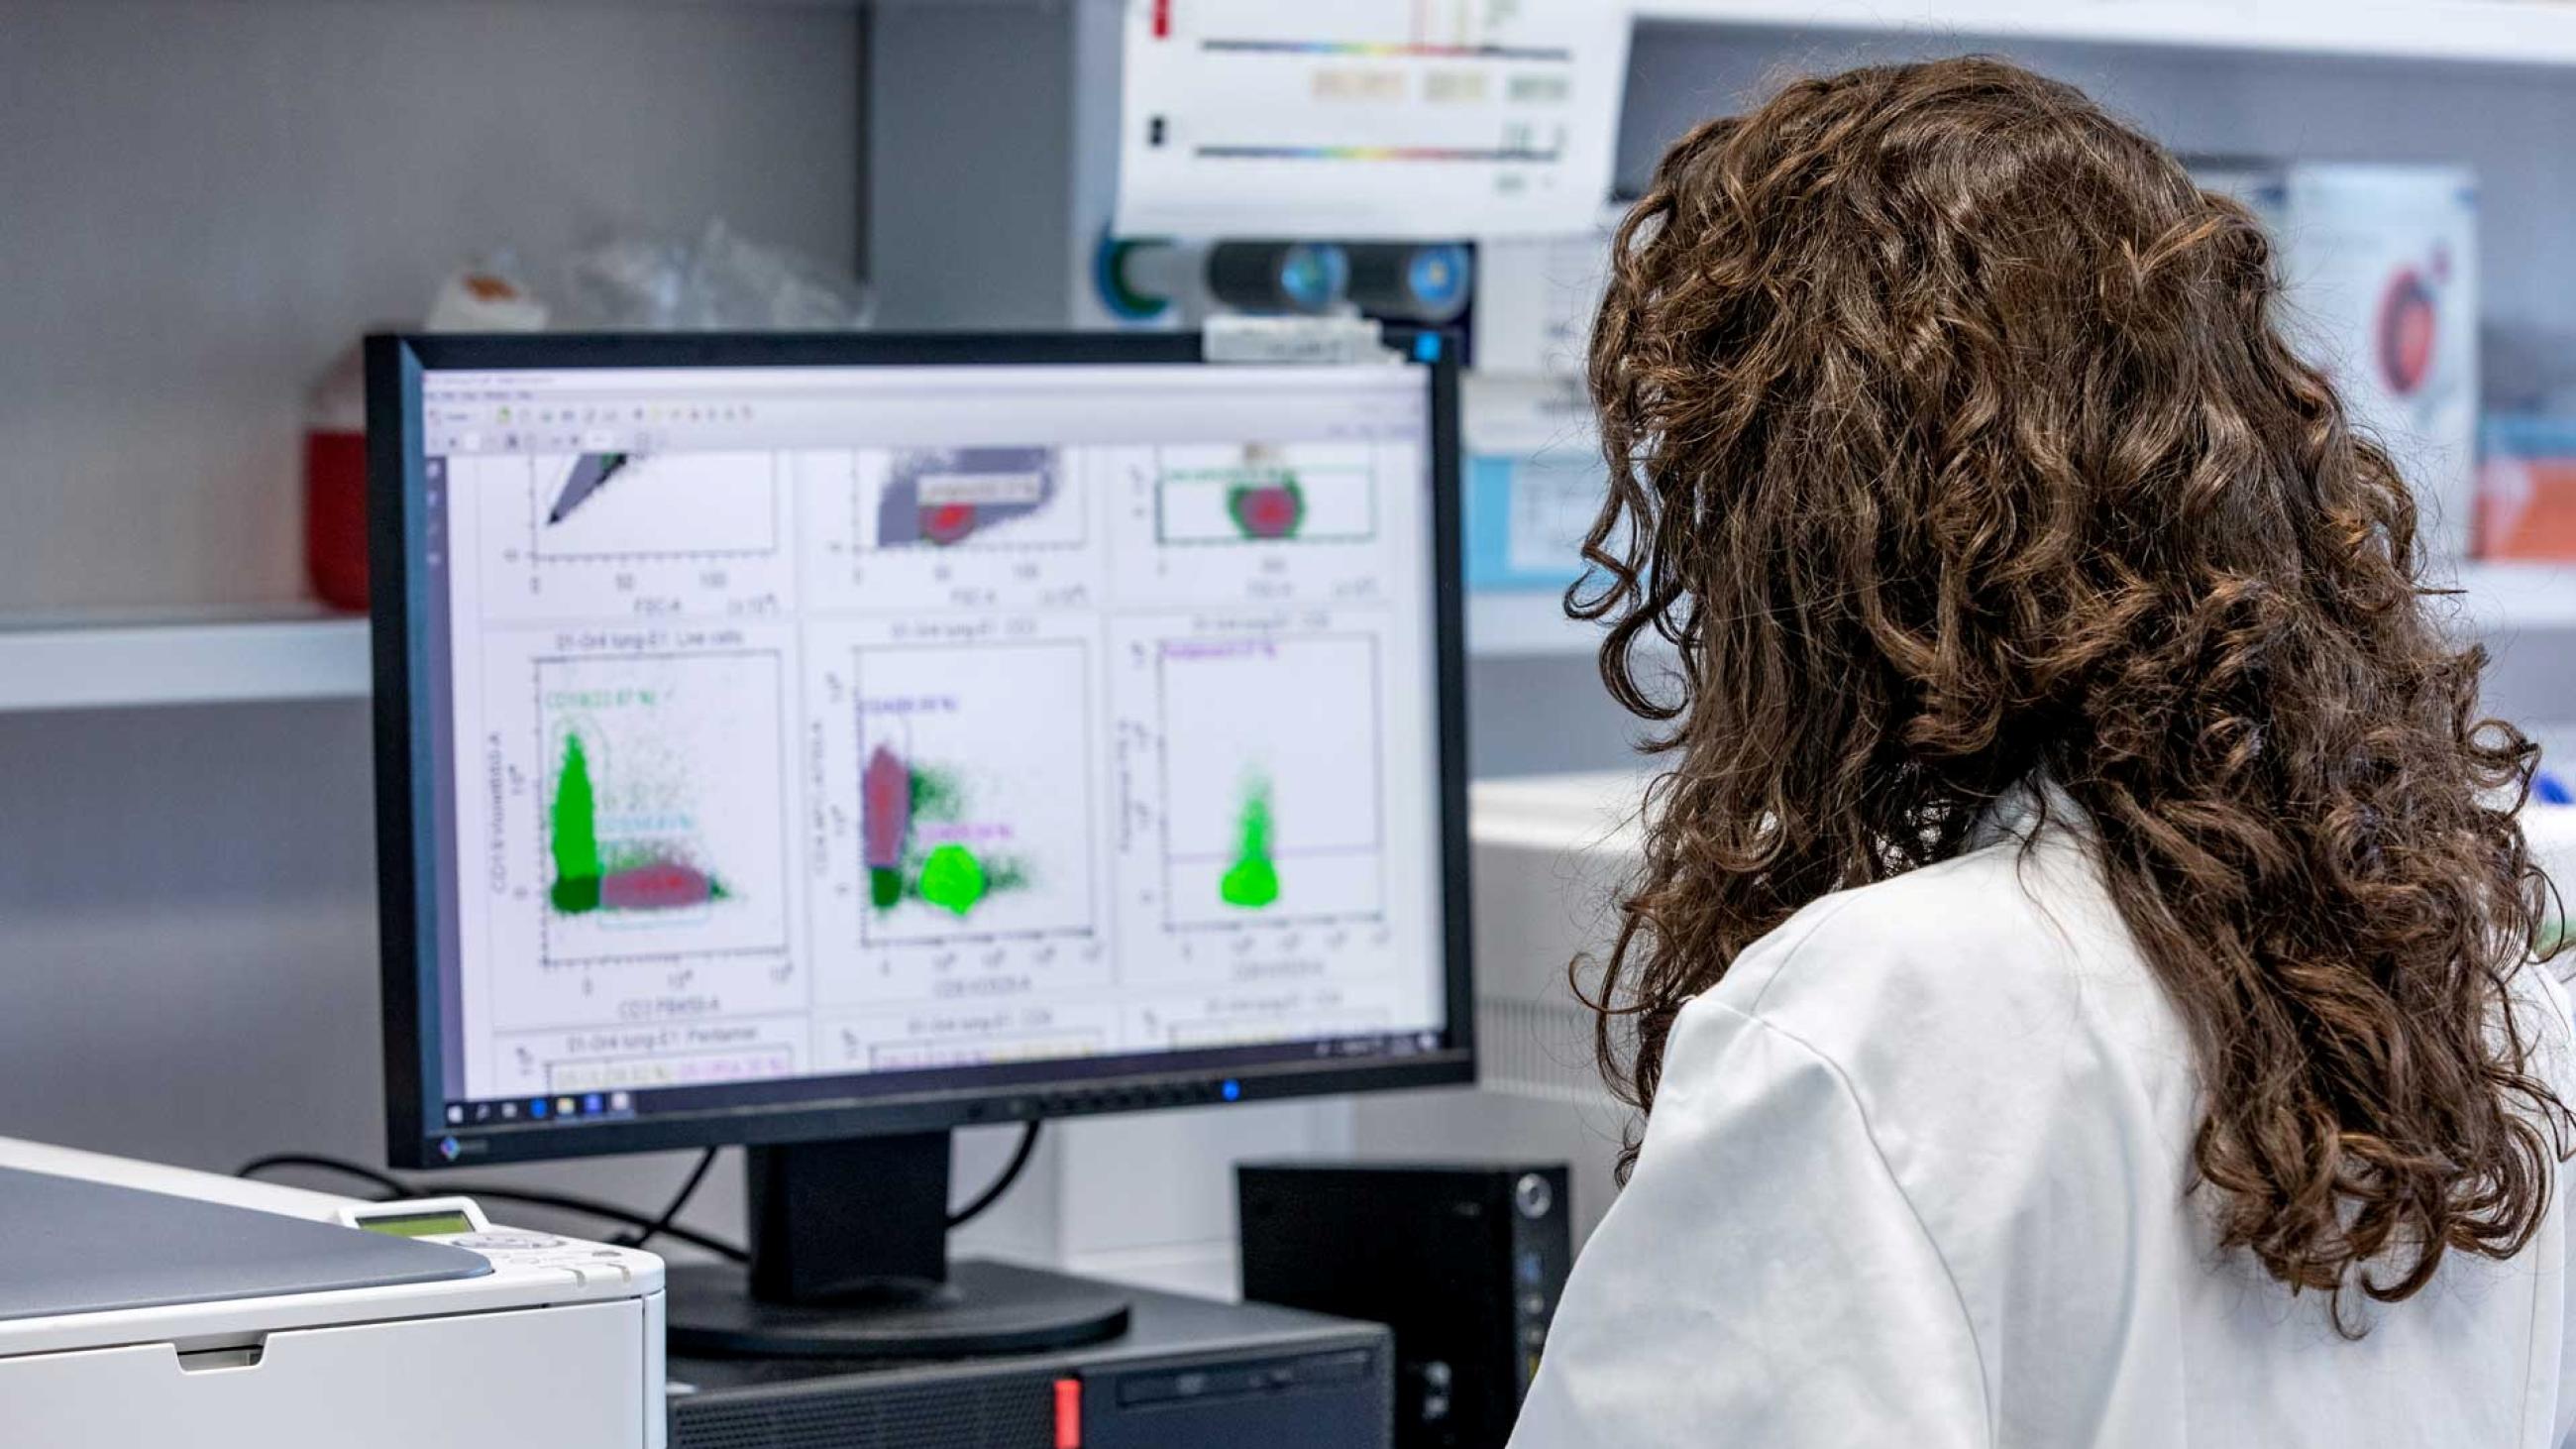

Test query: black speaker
[1236,1161,1571,1449]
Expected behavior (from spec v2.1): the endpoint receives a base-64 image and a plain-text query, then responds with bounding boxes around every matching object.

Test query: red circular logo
[2376,267,2438,397]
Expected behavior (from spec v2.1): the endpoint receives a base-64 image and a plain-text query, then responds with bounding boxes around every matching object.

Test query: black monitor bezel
[370,329,1474,1170]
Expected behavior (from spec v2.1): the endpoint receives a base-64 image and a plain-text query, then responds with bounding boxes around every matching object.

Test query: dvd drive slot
[1113,1348,1373,1406]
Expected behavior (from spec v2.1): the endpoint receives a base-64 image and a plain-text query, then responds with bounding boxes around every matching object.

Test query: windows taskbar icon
[446,1092,641,1128]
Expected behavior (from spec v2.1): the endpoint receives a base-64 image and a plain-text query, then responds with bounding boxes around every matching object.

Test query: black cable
[236,1153,409,1198]
[434,1183,748,1264]
[947,1120,1042,1229]
[245,1124,1040,1252]
[618,1147,719,1255]
[238,1151,749,1263]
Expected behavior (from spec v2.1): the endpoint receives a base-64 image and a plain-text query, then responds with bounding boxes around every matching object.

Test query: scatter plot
[1155,442,1377,545]
[1156,633,1386,928]
[869,446,1084,550]
[854,639,1098,944]
[533,451,782,560]
[535,651,790,964]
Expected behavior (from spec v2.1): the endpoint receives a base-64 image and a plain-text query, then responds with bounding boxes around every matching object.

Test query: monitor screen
[374,335,1469,1167]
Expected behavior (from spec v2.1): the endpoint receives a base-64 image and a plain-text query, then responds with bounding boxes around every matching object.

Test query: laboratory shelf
[1469,562,2576,659]
[0,608,371,714]
[1629,0,2576,69]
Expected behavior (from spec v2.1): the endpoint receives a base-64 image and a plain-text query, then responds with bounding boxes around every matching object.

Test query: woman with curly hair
[1512,56,2576,1448]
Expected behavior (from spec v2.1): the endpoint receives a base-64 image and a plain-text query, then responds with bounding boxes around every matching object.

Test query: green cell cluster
[917,843,990,915]
[910,765,965,821]
[1220,777,1281,910]
[869,865,906,910]
[550,733,604,915]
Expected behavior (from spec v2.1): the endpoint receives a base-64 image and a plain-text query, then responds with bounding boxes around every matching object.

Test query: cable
[236,1153,409,1198]
[243,1124,1040,1252]
[435,1184,748,1264]
[947,1120,1042,1229]
[618,1147,718,1255]
[238,1152,750,1263]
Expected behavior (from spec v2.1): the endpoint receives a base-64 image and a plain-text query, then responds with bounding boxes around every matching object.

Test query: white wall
[0,0,860,613]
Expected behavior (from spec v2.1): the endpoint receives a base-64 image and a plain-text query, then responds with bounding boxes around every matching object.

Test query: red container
[304,428,369,611]
[304,338,371,612]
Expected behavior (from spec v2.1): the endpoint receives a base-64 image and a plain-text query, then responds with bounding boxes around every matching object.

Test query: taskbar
[438,1025,1449,1134]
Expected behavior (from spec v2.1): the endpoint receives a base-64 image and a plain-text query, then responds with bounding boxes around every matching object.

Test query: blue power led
[1221,1079,1242,1102]
[1413,332,1444,363]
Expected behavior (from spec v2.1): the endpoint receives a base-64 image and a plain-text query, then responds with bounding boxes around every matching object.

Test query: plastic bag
[562,219,872,331]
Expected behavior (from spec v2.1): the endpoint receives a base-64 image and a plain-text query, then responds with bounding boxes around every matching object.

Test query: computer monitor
[368,330,1471,1354]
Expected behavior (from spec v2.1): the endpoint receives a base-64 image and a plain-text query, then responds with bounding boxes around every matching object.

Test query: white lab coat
[1513,793,2576,1448]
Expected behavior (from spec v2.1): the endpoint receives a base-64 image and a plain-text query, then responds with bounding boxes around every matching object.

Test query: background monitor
[369,330,1471,1353]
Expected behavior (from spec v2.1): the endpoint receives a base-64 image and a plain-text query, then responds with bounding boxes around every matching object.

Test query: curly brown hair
[1574,56,2567,1328]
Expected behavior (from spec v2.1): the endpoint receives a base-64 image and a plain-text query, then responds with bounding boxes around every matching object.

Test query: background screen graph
[864,445,1085,550]
[1155,441,1377,544]
[854,640,1098,946]
[535,651,790,964]
[1155,633,1385,930]
[530,450,782,560]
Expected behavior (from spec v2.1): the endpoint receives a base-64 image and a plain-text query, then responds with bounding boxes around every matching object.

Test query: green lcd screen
[356,1210,474,1239]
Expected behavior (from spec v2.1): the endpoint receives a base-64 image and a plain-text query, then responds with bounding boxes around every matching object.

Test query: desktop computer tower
[667,1278,1391,1449]
[1237,1162,1571,1449]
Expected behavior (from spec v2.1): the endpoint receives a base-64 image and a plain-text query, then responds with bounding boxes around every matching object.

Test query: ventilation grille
[672,1373,1053,1449]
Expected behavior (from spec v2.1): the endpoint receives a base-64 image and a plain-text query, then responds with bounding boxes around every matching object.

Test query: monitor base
[666,1258,1132,1359]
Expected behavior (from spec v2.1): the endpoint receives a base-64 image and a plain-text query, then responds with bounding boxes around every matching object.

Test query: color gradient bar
[1204,38,1575,62]
[1196,145,1562,163]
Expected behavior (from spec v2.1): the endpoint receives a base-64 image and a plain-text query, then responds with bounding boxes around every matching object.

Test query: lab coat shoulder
[1511,981,1992,1448]
[1708,831,2198,1174]
[1713,831,2154,1062]
[1719,834,2202,1437]
[1517,832,2201,1448]
[1520,827,2576,1448]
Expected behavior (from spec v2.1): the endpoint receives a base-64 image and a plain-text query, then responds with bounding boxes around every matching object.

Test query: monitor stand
[664,1131,1132,1359]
